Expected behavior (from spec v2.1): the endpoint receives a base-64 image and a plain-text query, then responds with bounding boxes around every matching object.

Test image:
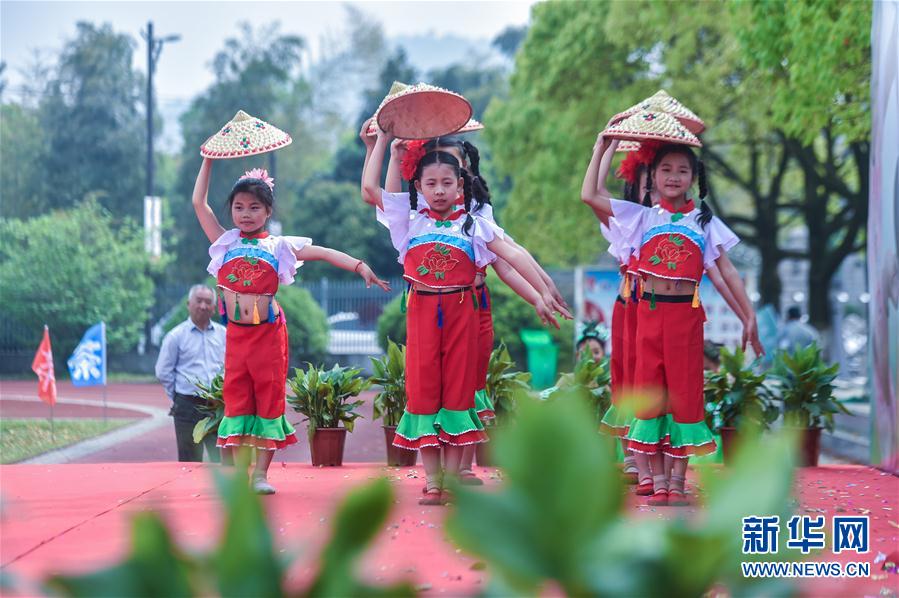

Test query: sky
[1,0,536,104]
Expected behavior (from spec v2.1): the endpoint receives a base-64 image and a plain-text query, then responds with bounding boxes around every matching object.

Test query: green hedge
[376,280,573,371]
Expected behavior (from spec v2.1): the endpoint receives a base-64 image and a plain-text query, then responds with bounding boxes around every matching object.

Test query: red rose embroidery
[416,243,458,281]
[648,235,690,271]
[227,261,264,287]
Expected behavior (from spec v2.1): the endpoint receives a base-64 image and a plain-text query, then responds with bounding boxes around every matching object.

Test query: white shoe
[251,475,276,495]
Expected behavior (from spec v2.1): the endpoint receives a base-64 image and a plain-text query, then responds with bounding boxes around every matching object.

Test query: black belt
[475,283,487,290]
[641,292,693,304]
[616,295,626,305]
[413,287,471,296]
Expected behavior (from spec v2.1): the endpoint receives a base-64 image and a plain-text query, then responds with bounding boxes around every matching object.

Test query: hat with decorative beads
[610,89,705,135]
[200,110,292,159]
[602,110,702,148]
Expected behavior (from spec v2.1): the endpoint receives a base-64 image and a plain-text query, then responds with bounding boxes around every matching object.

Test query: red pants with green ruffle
[625,298,716,458]
[394,288,487,450]
[217,314,297,451]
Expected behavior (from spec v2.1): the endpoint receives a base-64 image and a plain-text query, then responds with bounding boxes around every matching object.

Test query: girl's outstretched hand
[359,118,376,148]
[743,315,765,357]
[534,298,561,330]
[357,263,391,292]
[544,293,573,320]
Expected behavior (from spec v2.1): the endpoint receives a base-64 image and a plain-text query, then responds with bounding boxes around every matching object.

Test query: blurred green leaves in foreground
[43,396,797,597]
[446,395,798,597]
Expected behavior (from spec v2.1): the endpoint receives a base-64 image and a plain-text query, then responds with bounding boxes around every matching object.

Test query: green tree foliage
[38,22,146,220]
[733,0,871,144]
[485,1,639,265]
[0,103,46,218]
[0,199,155,361]
[283,179,401,281]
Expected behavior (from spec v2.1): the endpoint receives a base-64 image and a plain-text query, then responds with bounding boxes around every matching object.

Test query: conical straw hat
[603,110,702,147]
[376,82,472,140]
[366,81,411,136]
[200,110,292,159]
[610,89,705,134]
[456,117,485,134]
[615,140,643,153]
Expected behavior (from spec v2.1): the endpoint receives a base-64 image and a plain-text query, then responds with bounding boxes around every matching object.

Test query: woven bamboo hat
[610,89,705,134]
[456,117,485,134]
[200,110,292,159]
[375,82,472,140]
[603,110,702,148]
[366,81,410,136]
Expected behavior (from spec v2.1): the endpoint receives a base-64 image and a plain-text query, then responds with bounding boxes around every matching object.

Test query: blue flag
[67,322,106,386]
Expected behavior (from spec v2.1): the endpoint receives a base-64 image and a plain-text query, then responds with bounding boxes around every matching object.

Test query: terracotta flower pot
[719,426,739,465]
[787,426,822,467]
[309,427,347,467]
[383,425,417,466]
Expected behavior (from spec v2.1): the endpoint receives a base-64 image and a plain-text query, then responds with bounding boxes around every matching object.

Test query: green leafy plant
[192,373,225,444]
[369,340,407,427]
[445,394,798,597]
[704,347,779,433]
[769,343,848,431]
[45,460,414,597]
[484,342,533,426]
[287,364,371,435]
[542,354,611,425]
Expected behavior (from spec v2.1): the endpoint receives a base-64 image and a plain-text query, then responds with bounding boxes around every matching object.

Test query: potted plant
[477,342,533,466]
[192,373,225,446]
[768,343,847,466]
[287,364,371,466]
[703,348,779,463]
[369,340,416,467]
[541,354,612,426]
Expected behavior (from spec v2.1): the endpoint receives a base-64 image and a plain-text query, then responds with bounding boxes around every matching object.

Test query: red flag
[31,325,57,406]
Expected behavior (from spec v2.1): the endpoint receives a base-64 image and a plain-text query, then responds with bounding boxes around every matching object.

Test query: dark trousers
[171,393,221,463]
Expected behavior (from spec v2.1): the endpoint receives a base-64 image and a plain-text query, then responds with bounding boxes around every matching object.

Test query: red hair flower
[614,140,663,183]
[400,140,428,181]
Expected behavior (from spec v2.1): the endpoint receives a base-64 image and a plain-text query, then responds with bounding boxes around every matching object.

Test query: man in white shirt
[155,285,226,462]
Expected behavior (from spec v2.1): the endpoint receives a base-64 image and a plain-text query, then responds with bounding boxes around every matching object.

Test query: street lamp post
[141,21,180,199]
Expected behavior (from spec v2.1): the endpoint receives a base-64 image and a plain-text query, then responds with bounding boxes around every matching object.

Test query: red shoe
[636,479,654,496]
[667,490,692,506]
[647,489,669,506]
[419,488,443,506]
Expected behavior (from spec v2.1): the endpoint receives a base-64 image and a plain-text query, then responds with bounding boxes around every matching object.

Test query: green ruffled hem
[600,404,633,430]
[626,414,716,449]
[217,414,295,441]
[474,389,494,414]
[395,407,485,440]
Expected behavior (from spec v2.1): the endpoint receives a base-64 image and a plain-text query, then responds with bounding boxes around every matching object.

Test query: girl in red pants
[193,160,389,494]
[362,125,559,505]
[582,139,764,507]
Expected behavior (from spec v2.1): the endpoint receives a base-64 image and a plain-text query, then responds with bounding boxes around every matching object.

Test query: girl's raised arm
[580,134,618,219]
[359,118,377,203]
[295,245,391,292]
[361,127,392,210]
[385,139,406,193]
[193,158,227,243]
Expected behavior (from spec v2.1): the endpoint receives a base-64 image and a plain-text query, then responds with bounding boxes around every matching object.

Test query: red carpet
[0,463,896,596]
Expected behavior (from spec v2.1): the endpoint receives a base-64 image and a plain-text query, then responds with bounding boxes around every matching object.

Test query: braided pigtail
[409,179,419,212]
[461,170,475,235]
[463,141,492,206]
[697,160,712,228]
[642,170,654,207]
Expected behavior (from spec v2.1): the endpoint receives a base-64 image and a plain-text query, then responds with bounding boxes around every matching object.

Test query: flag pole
[50,402,55,443]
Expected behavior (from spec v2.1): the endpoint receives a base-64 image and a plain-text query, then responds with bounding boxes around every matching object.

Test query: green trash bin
[520,329,558,390]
